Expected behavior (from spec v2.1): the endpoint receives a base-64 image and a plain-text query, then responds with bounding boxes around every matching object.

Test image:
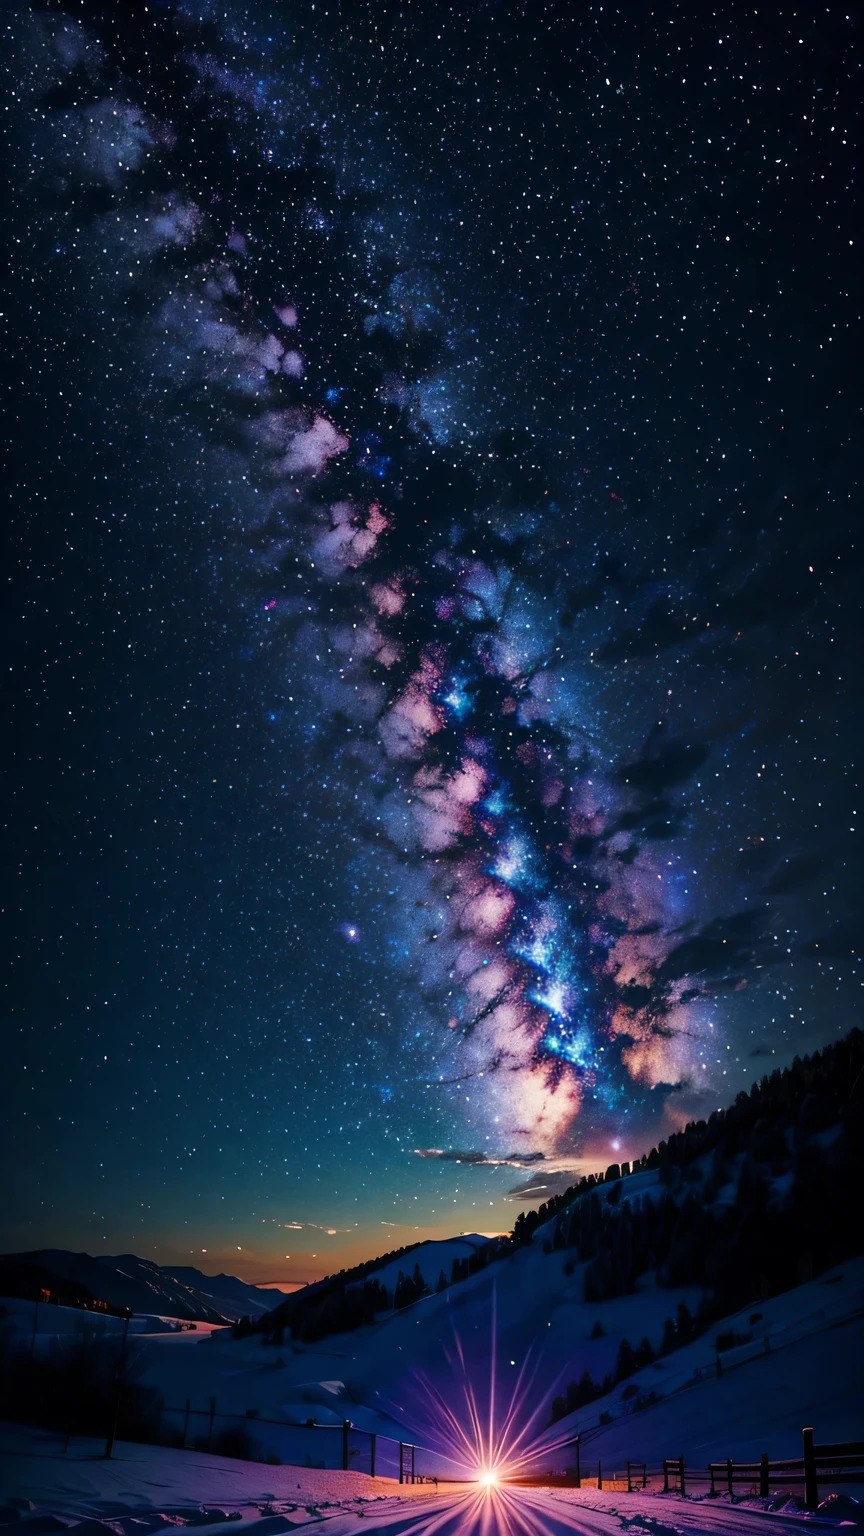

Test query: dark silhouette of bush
[0,1331,164,1443]
[211,1425,257,1460]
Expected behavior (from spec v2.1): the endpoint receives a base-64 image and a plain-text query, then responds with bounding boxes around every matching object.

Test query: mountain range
[0,1250,278,1324]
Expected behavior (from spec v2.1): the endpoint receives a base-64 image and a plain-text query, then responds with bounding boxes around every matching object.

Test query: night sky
[2,0,860,1286]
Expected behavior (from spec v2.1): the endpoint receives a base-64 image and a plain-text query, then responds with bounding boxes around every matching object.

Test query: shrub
[211,1425,257,1460]
[0,1331,164,1444]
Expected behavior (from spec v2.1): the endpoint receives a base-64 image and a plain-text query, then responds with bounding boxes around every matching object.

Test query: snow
[539,1313,864,1473]
[0,1254,281,1328]
[0,1298,226,1340]
[533,1257,864,1450]
[0,1425,443,1521]
[0,1429,860,1534]
[4,1235,862,1527]
[69,1249,856,1508]
[0,1254,228,1326]
[163,1272,279,1325]
[9,1246,860,1481]
[347,1237,493,1299]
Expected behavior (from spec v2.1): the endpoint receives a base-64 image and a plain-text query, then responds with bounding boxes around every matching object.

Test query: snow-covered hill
[118,1239,863,1479]
[4,1032,861,1486]
[351,1234,493,1298]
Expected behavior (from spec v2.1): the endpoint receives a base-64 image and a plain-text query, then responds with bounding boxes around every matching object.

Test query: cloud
[762,848,837,895]
[656,908,771,983]
[280,1221,352,1236]
[505,1169,585,1202]
[616,734,709,796]
[413,1148,546,1167]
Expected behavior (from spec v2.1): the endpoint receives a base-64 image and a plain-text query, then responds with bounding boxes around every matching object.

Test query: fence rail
[164,1402,420,1483]
[527,1427,863,1509]
[151,1406,864,1509]
[706,1431,864,1508]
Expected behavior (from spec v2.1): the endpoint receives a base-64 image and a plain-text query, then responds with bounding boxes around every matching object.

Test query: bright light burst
[396,1286,581,1490]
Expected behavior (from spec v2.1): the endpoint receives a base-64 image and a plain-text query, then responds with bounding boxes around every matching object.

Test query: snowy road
[318,1485,836,1534]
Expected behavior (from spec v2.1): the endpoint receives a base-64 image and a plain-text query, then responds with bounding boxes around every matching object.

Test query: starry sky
[1,0,860,1285]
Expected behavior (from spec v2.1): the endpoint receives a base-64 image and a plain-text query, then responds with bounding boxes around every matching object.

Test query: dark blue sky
[2,0,860,1283]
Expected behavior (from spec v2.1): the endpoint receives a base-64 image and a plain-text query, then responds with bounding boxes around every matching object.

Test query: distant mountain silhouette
[164,1265,278,1321]
[0,1250,229,1323]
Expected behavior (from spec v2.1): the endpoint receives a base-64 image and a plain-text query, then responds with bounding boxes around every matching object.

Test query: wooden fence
[539,1427,863,1508]
[707,1429,864,1510]
[166,1401,420,1482]
[148,1407,864,1506]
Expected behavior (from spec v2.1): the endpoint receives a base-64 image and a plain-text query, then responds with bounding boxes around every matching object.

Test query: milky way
[4,0,861,1267]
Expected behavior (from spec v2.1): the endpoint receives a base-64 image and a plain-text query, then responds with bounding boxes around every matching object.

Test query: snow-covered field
[0,1423,440,1512]
[0,1427,861,1534]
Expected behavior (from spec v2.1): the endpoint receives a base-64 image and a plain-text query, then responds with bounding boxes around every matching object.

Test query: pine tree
[615,1338,636,1381]
[675,1300,693,1342]
[635,1336,655,1369]
[660,1317,677,1354]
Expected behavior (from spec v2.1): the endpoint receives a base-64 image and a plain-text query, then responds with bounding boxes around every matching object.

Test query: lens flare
[380,1283,583,1494]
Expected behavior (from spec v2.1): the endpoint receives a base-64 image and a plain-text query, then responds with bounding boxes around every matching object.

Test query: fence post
[642,1464,646,1489]
[597,1460,602,1491]
[575,1436,581,1488]
[399,1442,404,1485]
[679,1456,685,1498]
[803,1427,818,1512]
[760,1453,769,1497]
[207,1397,216,1452]
[411,1446,415,1485]
[370,1432,376,1479]
[709,1466,715,1497]
[342,1421,350,1472]
[663,1460,669,1494]
[104,1312,132,1460]
[627,1461,632,1494]
[727,1457,733,1497]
